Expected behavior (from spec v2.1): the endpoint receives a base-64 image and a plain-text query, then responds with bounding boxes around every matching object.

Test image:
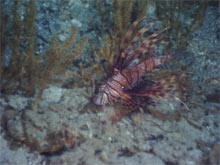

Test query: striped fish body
[94,56,171,106]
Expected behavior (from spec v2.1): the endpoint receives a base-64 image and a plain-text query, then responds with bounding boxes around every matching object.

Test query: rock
[3,107,85,154]
[5,113,25,142]
[70,19,82,28]
[208,144,220,165]
[0,98,7,109]
[121,152,165,165]
[42,86,64,103]
[0,135,43,165]
[60,88,89,110]
[152,118,204,163]
[2,87,89,154]
[58,34,67,42]
[7,95,30,111]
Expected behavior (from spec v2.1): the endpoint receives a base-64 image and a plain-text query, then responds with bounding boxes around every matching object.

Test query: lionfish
[94,18,188,121]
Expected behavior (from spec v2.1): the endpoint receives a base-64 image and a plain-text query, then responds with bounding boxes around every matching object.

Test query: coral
[0,0,87,96]
[113,0,135,38]
[0,0,37,95]
[37,26,87,95]
[155,0,208,49]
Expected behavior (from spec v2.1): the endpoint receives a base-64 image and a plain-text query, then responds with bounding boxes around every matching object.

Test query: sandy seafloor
[0,2,219,165]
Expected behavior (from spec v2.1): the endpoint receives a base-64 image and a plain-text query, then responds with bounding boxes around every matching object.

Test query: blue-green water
[0,1,219,164]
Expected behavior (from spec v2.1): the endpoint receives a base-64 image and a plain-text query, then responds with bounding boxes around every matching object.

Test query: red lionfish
[93,18,188,118]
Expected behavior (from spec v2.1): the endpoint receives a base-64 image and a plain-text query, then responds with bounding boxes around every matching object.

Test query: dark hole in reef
[205,89,220,103]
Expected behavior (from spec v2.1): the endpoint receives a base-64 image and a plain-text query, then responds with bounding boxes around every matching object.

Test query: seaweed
[93,0,149,78]
[0,0,87,96]
[36,26,87,95]
[1,0,37,95]
[155,0,208,49]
